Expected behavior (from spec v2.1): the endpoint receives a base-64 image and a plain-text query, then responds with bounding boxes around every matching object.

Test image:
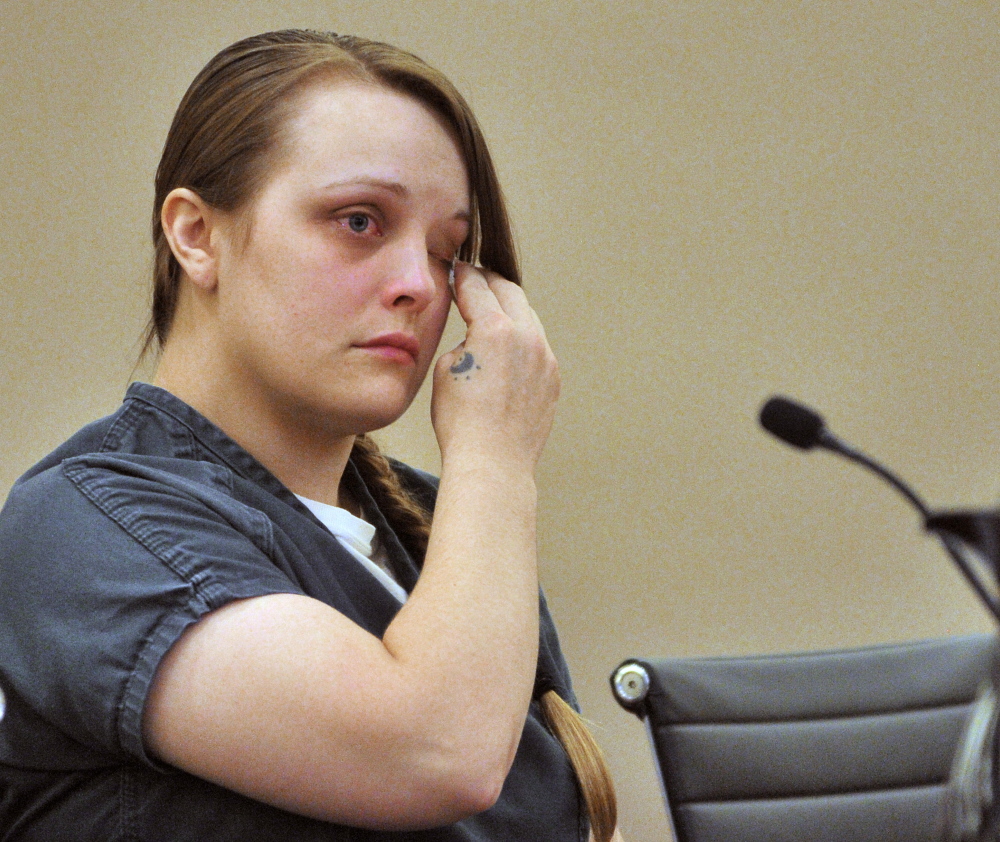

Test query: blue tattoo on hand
[449,352,481,380]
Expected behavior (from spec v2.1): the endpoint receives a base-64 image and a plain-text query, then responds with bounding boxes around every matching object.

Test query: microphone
[759,396,830,451]
[760,396,931,517]
[759,395,1000,621]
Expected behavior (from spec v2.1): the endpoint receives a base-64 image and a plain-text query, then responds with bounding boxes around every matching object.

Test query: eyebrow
[320,177,471,223]
[322,177,408,195]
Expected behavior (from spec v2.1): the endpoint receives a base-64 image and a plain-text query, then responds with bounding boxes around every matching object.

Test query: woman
[0,30,618,841]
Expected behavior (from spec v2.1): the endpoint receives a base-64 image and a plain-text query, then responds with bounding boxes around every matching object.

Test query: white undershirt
[295,495,408,604]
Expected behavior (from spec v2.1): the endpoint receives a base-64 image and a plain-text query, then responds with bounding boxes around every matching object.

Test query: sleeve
[0,454,305,771]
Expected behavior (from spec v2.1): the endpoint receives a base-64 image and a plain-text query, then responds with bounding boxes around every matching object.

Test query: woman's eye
[336,211,381,237]
[346,213,372,234]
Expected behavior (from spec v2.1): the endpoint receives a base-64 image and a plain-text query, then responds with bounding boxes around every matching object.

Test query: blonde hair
[147,30,616,839]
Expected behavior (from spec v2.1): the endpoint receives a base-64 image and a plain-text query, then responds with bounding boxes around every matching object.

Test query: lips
[355,332,421,363]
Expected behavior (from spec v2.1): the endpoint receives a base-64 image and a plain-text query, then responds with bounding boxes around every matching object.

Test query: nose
[381,238,441,312]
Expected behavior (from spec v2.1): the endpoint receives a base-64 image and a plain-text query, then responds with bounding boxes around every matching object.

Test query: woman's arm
[142,267,561,830]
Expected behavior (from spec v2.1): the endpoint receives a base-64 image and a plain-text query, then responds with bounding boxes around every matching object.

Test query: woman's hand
[430,263,560,475]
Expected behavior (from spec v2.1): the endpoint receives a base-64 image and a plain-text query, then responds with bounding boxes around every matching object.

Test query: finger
[474,270,548,337]
[481,270,548,336]
[453,264,548,342]
[451,262,506,323]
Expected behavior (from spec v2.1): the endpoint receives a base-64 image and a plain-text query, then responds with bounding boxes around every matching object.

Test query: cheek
[426,294,453,343]
[291,260,374,327]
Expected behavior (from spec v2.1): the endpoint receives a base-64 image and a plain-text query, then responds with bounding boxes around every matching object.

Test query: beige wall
[3,2,999,839]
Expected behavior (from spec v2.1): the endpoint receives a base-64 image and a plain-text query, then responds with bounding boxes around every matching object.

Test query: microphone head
[759,396,827,450]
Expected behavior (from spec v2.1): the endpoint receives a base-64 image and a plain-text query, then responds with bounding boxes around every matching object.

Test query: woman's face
[210,79,470,438]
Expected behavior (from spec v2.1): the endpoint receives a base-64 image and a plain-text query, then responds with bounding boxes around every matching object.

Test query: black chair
[612,635,999,842]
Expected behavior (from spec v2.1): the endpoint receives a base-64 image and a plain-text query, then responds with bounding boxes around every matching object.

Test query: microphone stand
[928,511,1000,842]
[778,407,1000,624]
[760,396,1000,841]
[925,510,1000,626]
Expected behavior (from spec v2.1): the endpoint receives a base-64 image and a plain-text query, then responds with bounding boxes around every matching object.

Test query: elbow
[419,731,519,823]
[431,756,509,820]
[367,684,525,826]
[453,761,509,816]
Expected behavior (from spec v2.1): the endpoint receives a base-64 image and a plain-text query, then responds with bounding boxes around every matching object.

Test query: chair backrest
[611,635,999,842]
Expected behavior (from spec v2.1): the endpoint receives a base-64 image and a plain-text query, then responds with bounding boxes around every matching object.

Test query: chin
[290,376,419,433]
[349,412,410,437]
[339,396,416,436]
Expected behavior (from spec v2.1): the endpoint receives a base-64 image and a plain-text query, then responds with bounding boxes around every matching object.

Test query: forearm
[375,265,560,796]
[382,456,541,780]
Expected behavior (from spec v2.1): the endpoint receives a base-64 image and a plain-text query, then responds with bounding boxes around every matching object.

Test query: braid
[350,434,431,568]
[351,434,619,840]
[540,690,619,842]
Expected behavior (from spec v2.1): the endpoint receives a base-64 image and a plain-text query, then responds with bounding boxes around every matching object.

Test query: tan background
[2,2,999,839]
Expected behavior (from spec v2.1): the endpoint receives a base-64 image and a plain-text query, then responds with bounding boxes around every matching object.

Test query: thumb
[435,340,467,377]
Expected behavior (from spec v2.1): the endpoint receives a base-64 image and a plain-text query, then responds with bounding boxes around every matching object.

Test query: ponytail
[350,435,618,841]
[540,689,618,842]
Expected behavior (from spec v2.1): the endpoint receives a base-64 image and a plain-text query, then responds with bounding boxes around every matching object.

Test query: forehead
[271,80,469,197]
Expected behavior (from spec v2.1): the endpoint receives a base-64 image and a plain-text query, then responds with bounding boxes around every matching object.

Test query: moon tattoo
[449,352,481,380]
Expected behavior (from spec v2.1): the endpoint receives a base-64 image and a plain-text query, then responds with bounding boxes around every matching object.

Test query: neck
[153,345,356,508]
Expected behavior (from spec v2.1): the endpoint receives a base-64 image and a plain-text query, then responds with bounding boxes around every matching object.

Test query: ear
[160,188,220,290]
